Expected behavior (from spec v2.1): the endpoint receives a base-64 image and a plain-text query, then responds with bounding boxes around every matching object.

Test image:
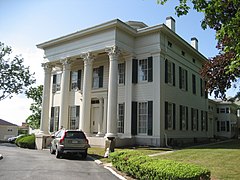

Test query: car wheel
[56,148,61,159]
[50,146,55,154]
[81,149,87,159]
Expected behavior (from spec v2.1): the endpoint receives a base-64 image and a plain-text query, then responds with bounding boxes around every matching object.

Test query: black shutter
[99,66,104,88]
[57,106,60,130]
[180,105,182,130]
[132,59,138,83]
[201,111,204,131]
[192,74,196,94]
[205,111,208,131]
[76,106,80,117]
[173,103,176,130]
[69,71,72,91]
[123,62,126,85]
[165,59,168,83]
[165,101,168,129]
[53,74,56,84]
[78,70,81,90]
[196,109,199,131]
[148,101,153,136]
[186,107,188,130]
[50,107,54,132]
[131,102,137,135]
[191,108,194,130]
[148,56,153,82]
[173,63,175,86]
[200,79,203,96]
[179,67,182,89]
[204,81,208,99]
[186,70,188,91]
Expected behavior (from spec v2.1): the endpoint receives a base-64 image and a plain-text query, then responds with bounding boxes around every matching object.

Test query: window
[7,128,13,132]
[200,79,208,98]
[180,105,188,130]
[192,58,196,63]
[70,70,81,90]
[168,41,172,47]
[226,121,230,132]
[165,102,176,130]
[181,51,185,56]
[50,106,60,132]
[69,106,80,130]
[201,110,208,131]
[179,67,188,91]
[226,107,230,114]
[52,74,61,92]
[192,74,196,94]
[92,66,103,88]
[221,121,226,131]
[191,108,198,131]
[118,63,125,84]
[117,103,125,133]
[132,57,153,83]
[165,59,175,86]
[131,101,153,136]
[138,102,148,134]
[220,108,225,113]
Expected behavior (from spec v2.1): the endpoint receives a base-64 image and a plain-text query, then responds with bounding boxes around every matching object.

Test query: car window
[55,130,63,138]
[65,131,86,139]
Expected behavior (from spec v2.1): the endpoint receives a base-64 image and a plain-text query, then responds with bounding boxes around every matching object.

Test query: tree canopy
[0,42,36,100]
[158,0,240,99]
[25,85,43,129]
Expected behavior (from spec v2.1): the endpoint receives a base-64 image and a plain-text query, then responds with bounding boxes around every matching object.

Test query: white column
[79,52,94,134]
[40,63,52,134]
[105,46,120,138]
[96,97,103,136]
[103,96,108,134]
[124,55,133,138]
[59,59,71,129]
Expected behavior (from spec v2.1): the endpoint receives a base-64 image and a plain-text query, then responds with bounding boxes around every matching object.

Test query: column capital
[80,52,94,65]
[60,58,71,71]
[105,45,120,60]
[41,63,52,73]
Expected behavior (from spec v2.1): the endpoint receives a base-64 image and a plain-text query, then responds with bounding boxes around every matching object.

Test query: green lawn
[154,140,240,180]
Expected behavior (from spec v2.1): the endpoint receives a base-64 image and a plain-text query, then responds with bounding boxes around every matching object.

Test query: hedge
[15,134,35,149]
[110,150,211,180]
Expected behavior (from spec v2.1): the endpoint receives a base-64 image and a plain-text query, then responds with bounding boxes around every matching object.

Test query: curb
[0,154,3,160]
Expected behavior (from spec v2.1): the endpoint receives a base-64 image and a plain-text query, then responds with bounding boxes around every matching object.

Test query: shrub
[16,134,35,149]
[110,150,211,180]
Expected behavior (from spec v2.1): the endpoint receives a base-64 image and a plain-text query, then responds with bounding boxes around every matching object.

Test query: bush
[110,150,211,180]
[16,134,35,149]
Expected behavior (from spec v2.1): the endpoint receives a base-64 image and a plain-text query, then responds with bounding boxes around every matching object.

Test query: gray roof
[0,119,18,126]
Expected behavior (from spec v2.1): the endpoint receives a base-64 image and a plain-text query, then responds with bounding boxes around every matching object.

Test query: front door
[91,105,99,134]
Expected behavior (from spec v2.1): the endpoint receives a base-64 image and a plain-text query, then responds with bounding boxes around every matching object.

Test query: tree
[0,42,36,100]
[25,85,43,129]
[158,0,240,99]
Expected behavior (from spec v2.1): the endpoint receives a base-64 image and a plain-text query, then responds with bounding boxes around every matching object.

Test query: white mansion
[36,17,239,149]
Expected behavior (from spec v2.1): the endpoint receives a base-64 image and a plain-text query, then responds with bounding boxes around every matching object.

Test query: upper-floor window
[52,74,61,93]
[92,66,103,89]
[165,59,175,86]
[117,103,125,133]
[118,63,125,84]
[200,79,208,99]
[179,67,188,91]
[70,70,81,90]
[165,101,176,130]
[69,106,80,130]
[132,57,153,83]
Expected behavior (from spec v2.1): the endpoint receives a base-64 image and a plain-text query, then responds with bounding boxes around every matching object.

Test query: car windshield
[65,131,86,139]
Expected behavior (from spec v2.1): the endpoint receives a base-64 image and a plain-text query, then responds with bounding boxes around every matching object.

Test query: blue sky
[0,0,222,125]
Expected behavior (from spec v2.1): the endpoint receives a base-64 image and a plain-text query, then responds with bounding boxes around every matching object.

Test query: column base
[35,132,51,150]
[104,133,117,139]
[96,132,104,137]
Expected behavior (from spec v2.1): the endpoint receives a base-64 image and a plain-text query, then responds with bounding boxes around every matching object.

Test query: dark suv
[50,129,90,159]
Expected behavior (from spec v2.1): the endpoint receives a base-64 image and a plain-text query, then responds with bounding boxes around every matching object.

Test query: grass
[88,140,240,179]
[154,140,240,180]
